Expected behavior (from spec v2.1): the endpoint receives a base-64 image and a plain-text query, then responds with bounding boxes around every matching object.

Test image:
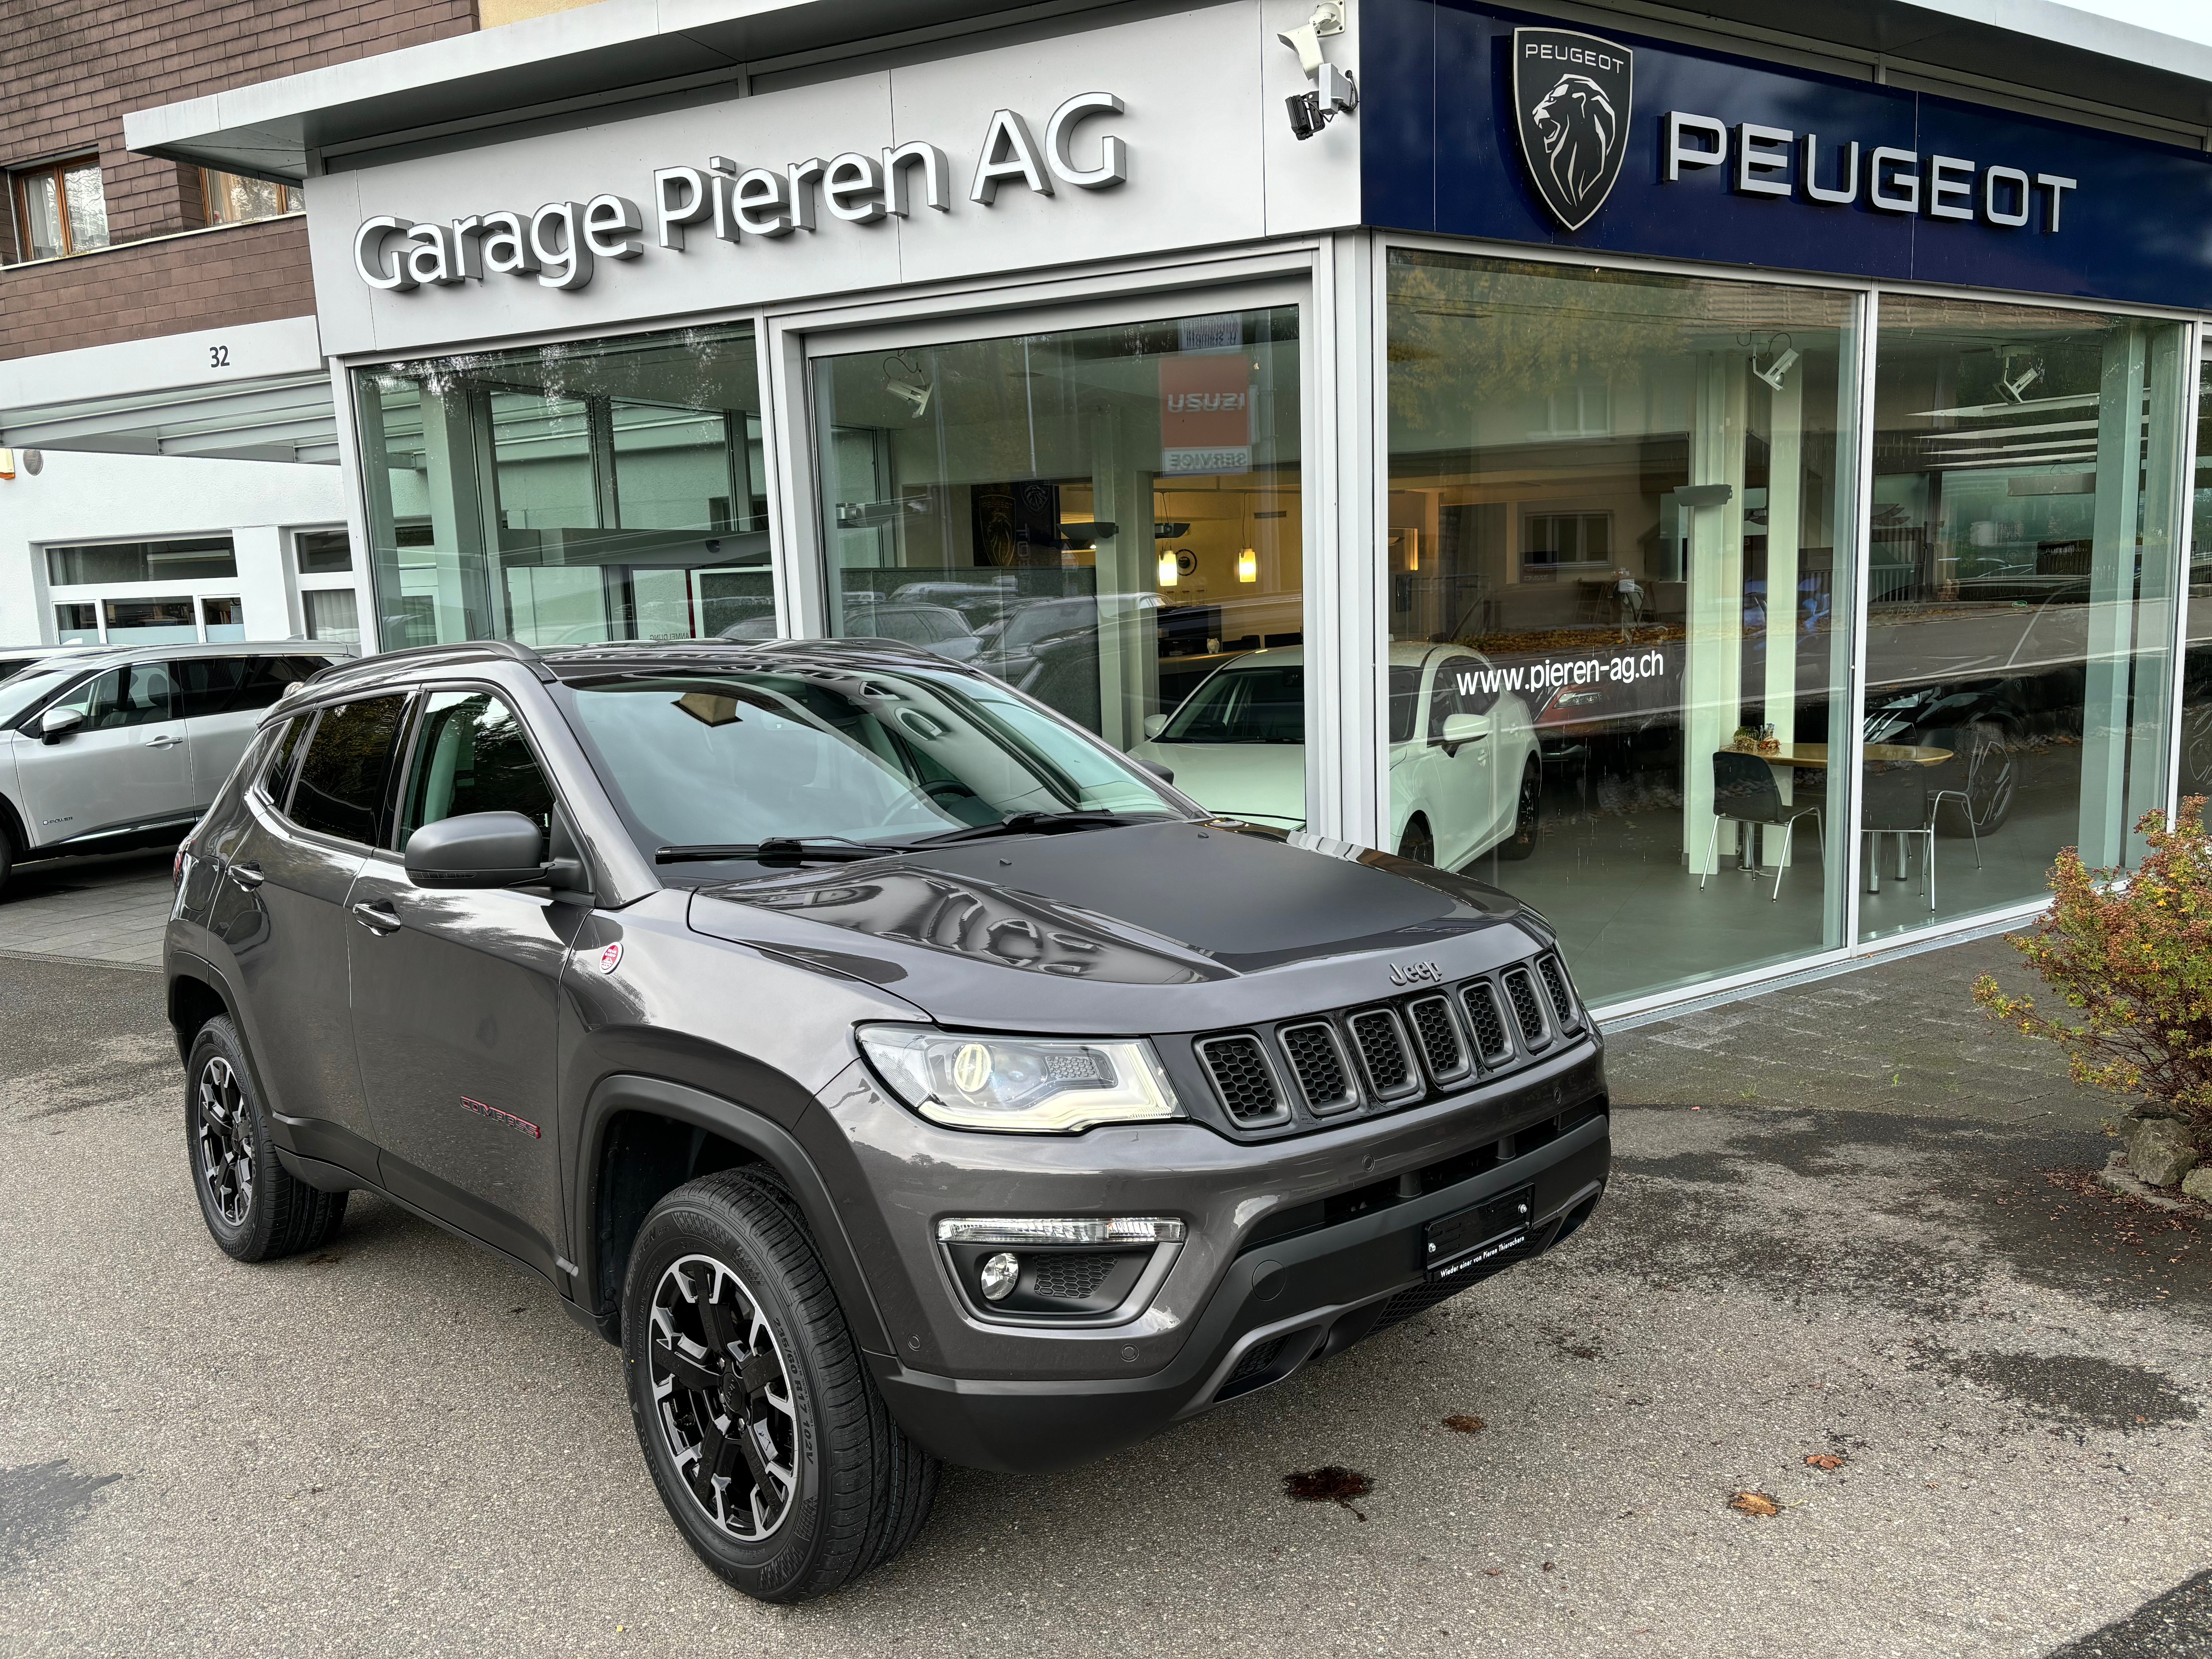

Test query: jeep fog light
[858,1025,1183,1133]
[979,1252,1020,1301]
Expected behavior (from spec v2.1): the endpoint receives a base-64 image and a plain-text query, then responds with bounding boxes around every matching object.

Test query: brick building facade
[0,0,480,357]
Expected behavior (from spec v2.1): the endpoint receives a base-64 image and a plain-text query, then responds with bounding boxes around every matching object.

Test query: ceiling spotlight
[882,352,933,419]
[1753,347,1800,391]
[1999,356,2045,403]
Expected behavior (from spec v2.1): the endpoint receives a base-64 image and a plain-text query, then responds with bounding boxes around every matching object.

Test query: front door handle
[227,861,265,891]
[142,733,184,749]
[351,900,403,935]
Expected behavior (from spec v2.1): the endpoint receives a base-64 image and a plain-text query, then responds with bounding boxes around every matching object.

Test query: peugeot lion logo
[1512,27,1633,232]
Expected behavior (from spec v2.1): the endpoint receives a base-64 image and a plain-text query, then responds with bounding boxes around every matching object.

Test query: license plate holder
[1423,1185,1534,1283]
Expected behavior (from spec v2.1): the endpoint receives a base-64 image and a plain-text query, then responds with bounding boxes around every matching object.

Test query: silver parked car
[0,642,347,892]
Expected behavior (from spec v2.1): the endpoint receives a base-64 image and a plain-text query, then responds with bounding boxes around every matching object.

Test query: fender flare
[573,1073,891,1357]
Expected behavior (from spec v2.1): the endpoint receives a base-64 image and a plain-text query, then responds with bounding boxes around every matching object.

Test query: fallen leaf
[1729,1490,1780,1517]
[1541,1561,1557,1573]
[1285,1466,1372,1521]
[1804,1453,1844,1470]
[1482,1568,1504,1578]
[1443,1414,1487,1434]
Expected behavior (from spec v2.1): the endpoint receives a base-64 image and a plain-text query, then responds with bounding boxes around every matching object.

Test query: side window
[1448,657,1499,718]
[178,656,315,720]
[258,715,308,804]
[52,662,177,730]
[400,691,556,846]
[290,696,409,846]
[1427,668,1456,740]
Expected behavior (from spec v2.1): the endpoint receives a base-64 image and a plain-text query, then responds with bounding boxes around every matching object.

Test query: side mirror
[404,811,548,889]
[1439,712,1491,752]
[39,706,84,744]
[1134,757,1175,785]
[1142,713,1169,739]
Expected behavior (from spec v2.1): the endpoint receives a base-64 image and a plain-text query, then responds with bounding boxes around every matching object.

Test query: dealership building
[76,0,2212,1016]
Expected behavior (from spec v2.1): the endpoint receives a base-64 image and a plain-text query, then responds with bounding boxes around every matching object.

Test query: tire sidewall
[185,1017,278,1261]
[621,1187,835,1601]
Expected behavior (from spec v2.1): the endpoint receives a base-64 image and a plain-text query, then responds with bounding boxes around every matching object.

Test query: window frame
[10,155,105,261]
[379,679,576,861]
[199,168,303,228]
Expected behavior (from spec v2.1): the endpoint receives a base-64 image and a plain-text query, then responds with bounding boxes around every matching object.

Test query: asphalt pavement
[0,942,2206,1658]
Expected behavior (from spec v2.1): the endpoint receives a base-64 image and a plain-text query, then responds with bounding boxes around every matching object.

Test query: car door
[10,659,191,848]
[1422,655,1498,867]
[217,693,411,1175]
[177,654,327,809]
[345,685,585,1280]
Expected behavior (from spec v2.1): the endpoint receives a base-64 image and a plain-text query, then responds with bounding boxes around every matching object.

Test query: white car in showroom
[1131,642,1541,869]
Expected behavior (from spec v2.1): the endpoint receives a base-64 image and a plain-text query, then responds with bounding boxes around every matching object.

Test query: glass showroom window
[46,538,237,586]
[354,322,768,649]
[1859,297,2186,941]
[812,307,1303,797]
[2178,354,2212,804]
[1385,252,1859,1008]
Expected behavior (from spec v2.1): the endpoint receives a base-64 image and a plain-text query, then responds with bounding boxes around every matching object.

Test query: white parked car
[0,642,345,892]
[1131,643,1541,868]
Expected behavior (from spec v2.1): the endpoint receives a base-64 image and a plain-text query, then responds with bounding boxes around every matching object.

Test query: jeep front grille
[1462,981,1513,1064]
[1197,1034,1288,1125]
[1346,1008,1418,1098]
[1537,954,1581,1033]
[1406,994,1467,1080]
[1279,1021,1358,1114]
[1502,967,1549,1048]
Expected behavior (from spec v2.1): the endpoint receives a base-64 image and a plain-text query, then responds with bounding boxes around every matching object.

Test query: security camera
[1752,347,1800,390]
[1286,65,1358,140]
[1999,357,2044,403]
[885,375,933,418]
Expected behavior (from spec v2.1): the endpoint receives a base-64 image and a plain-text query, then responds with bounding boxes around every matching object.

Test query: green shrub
[1973,798,2212,1137]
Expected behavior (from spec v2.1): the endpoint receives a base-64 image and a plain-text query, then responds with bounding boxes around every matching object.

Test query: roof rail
[304,639,559,685]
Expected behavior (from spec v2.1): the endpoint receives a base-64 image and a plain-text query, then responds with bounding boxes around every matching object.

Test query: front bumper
[867,1106,1608,1473]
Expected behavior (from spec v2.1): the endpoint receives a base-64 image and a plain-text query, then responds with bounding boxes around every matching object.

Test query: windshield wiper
[904,811,1164,847]
[655,838,898,865]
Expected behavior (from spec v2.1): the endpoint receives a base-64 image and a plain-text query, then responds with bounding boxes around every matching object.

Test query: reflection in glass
[354,323,769,650]
[1386,252,1859,1007]
[1860,297,2185,939]
[2180,357,2212,802]
[809,309,1303,796]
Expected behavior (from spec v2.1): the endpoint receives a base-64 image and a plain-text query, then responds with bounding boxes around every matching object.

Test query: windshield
[563,664,1185,874]
[0,666,90,730]
[1158,663,1306,744]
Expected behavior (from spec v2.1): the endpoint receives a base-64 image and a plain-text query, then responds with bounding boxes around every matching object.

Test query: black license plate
[1423,1186,1534,1283]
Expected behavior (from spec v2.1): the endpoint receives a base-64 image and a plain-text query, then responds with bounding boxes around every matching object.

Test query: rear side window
[290,696,409,846]
[400,691,556,845]
[258,715,308,804]
[176,655,318,719]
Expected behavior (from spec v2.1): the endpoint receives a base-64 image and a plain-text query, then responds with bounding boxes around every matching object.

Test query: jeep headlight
[857,1025,1183,1133]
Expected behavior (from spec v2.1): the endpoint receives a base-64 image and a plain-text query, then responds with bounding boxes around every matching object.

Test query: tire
[1496,757,1542,861]
[1396,816,1435,866]
[0,818,13,897]
[186,1016,348,1262]
[1933,721,2016,837]
[622,1168,939,1604]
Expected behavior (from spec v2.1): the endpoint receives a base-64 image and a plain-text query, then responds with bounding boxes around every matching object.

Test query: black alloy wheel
[622,1170,939,1603]
[195,1056,254,1226]
[1497,756,1543,861]
[2183,704,2212,800]
[1397,816,1436,866]
[1935,721,2017,837]
[184,1015,347,1262]
[647,1254,800,1542]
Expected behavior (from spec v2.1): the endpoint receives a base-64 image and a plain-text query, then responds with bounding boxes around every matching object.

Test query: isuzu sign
[1512,27,1633,232]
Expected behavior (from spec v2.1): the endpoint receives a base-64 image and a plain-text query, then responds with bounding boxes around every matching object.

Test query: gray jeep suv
[165,638,1609,1603]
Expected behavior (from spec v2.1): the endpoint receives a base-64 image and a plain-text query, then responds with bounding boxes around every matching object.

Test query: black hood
[691,821,1530,988]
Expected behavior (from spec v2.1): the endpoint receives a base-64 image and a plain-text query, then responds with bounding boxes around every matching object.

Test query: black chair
[1862,764,1936,911]
[1701,750,1824,901]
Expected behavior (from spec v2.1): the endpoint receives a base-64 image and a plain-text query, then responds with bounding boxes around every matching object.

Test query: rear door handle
[142,733,183,749]
[227,861,265,891]
[351,901,402,935]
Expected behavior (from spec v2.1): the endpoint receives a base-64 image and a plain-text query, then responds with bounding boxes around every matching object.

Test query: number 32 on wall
[208,344,230,368]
